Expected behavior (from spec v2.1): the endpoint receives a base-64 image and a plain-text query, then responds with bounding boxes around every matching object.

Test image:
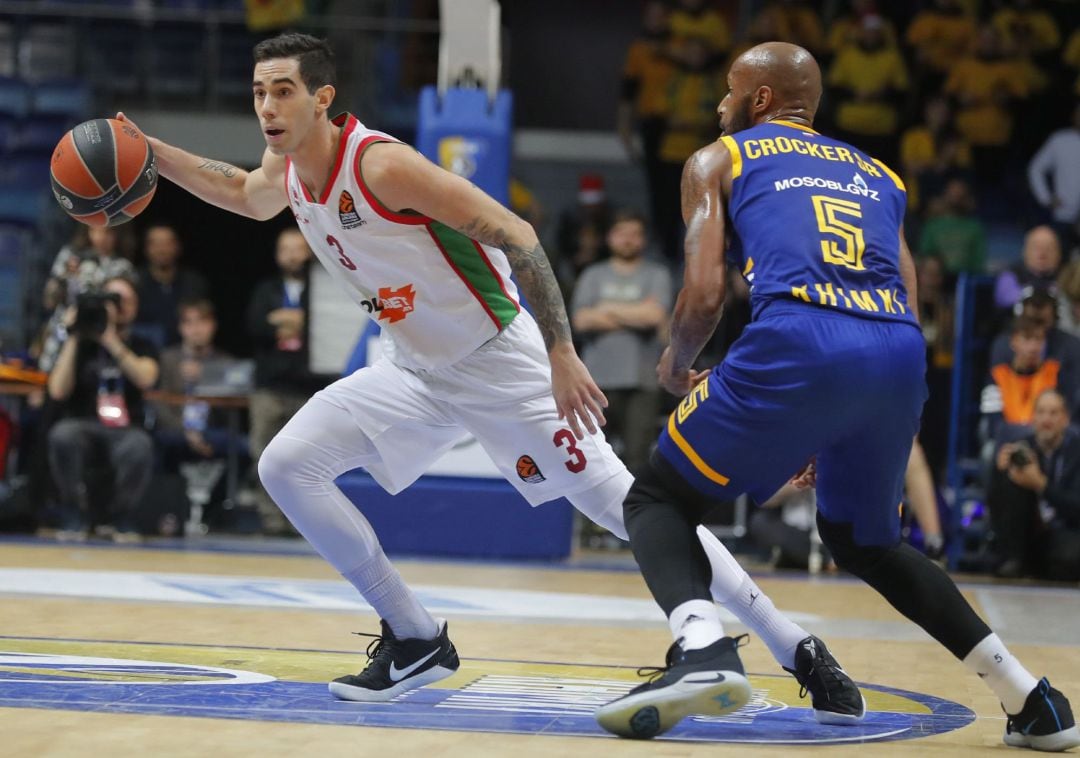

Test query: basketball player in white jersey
[118,33,863,716]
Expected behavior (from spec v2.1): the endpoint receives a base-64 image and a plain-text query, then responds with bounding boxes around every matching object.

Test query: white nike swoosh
[389,648,441,682]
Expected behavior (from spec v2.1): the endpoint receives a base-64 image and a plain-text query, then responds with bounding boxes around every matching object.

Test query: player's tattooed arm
[456,216,571,350]
[660,145,730,395]
[197,159,239,178]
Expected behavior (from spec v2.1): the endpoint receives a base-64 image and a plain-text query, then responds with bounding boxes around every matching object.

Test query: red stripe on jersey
[470,239,520,313]
[316,114,358,204]
[426,224,502,331]
[353,136,431,226]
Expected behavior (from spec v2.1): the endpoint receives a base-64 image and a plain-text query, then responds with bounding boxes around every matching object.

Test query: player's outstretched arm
[659,143,730,396]
[361,141,607,438]
[115,113,288,221]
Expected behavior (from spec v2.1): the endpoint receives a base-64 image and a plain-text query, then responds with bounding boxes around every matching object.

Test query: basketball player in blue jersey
[597,42,1079,750]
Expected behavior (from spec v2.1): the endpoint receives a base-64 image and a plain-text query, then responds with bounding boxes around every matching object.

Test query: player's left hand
[789,457,817,490]
[550,345,607,439]
[657,346,696,396]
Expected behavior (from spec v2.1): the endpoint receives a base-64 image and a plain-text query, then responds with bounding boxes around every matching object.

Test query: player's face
[718,69,755,136]
[253,58,318,156]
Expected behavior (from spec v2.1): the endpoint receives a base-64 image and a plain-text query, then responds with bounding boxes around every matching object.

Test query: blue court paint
[0,650,975,745]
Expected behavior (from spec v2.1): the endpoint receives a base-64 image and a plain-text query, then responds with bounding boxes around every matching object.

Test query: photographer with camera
[989,389,1080,580]
[45,276,159,542]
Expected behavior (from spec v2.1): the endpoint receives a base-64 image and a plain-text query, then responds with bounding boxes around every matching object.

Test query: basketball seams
[53,131,106,199]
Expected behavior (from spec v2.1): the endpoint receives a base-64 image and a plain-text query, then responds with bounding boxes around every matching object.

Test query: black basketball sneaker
[783,635,866,724]
[1003,678,1080,752]
[595,635,752,739]
[329,618,460,702]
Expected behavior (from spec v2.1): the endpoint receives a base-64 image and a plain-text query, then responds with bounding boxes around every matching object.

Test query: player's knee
[258,434,320,496]
[815,513,891,578]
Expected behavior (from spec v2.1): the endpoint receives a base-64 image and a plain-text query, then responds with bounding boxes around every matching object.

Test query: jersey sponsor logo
[515,455,546,484]
[360,284,417,324]
[338,190,366,229]
[774,173,880,201]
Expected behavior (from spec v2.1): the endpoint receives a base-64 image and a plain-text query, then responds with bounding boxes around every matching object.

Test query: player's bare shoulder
[685,140,734,197]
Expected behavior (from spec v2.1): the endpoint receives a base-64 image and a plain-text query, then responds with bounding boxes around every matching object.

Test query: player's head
[275,227,311,277]
[177,298,217,350]
[606,210,648,261]
[144,223,181,267]
[718,42,821,136]
[252,33,337,155]
[1009,314,1047,370]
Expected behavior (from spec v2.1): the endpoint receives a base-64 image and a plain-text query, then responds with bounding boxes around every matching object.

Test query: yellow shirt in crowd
[1065,29,1080,94]
[906,11,977,72]
[623,39,675,119]
[827,16,898,55]
[659,70,724,163]
[899,126,972,210]
[991,7,1061,54]
[944,57,1029,146]
[828,44,909,136]
[668,9,731,55]
[754,5,825,52]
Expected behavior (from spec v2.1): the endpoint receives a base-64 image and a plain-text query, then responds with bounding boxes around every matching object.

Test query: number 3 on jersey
[326,234,357,271]
[553,429,587,473]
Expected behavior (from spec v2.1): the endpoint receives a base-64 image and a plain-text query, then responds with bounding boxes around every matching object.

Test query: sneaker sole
[1004,725,1080,752]
[596,670,752,739]
[328,664,457,703]
[815,695,867,725]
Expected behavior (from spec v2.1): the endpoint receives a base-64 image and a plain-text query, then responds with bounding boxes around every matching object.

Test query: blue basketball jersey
[719,120,915,326]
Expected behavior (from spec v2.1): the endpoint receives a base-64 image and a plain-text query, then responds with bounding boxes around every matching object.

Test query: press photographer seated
[45,276,160,542]
[988,389,1080,581]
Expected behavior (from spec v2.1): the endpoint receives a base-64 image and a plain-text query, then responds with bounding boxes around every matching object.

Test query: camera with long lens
[72,291,121,338]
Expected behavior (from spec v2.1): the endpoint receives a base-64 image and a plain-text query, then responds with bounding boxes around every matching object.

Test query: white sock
[669,599,724,651]
[963,633,1039,715]
[697,524,809,669]
[343,551,439,641]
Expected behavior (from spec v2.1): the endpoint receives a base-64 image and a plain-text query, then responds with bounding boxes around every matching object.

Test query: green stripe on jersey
[428,221,519,328]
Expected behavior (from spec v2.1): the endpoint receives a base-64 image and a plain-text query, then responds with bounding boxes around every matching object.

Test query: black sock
[623,454,713,616]
[818,514,991,660]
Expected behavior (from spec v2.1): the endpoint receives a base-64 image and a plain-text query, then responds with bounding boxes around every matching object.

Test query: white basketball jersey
[285,113,521,370]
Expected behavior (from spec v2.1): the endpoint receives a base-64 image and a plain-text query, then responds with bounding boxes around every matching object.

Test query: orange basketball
[50,118,158,227]
[516,456,538,478]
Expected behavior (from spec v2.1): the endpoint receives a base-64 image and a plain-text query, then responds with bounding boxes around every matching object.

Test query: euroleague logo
[338,190,366,229]
[516,455,546,484]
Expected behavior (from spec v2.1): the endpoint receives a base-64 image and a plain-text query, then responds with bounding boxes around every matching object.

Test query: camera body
[72,291,121,338]
[1009,446,1034,469]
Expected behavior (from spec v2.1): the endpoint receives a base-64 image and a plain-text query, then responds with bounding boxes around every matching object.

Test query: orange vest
[991,360,1061,424]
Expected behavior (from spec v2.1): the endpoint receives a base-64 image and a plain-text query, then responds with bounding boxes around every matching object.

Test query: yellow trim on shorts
[667,414,730,486]
[873,158,906,192]
[720,135,742,179]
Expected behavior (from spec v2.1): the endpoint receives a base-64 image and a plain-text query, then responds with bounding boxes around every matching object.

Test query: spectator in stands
[556,174,612,293]
[1058,261,1080,337]
[39,225,137,372]
[900,95,972,214]
[45,275,158,543]
[656,34,724,261]
[247,228,324,535]
[990,0,1061,60]
[618,1,673,238]
[1028,102,1080,255]
[752,0,825,55]
[668,0,731,61]
[918,178,986,275]
[906,0,977,93]
[917,255,955,476]
[982,315,1076,442]
[1065,29,1080,95]
[827,14,908,165]
[134,224,208,348]
[571,210,671,471]
[989,389,1080,580]
[153,298,247,491]
[826,0,897,59]
[994,225,1062,311]
[943,24,1030,180]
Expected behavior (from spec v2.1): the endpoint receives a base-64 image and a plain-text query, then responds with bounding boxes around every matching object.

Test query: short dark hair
[610,209,648,229]
[253,32,336,93]
[178,297,215,320]
[1011,313,1047,337]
